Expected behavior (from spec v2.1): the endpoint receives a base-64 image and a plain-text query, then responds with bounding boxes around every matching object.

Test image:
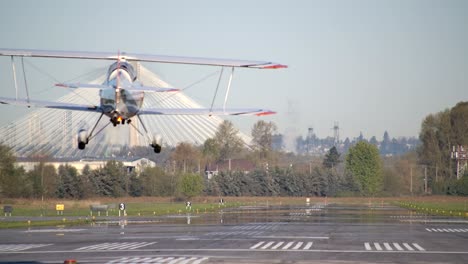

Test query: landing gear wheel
[78,142,86,150]
[152,144,161,153]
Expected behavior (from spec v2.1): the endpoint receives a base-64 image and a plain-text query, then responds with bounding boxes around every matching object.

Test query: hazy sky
[0,0,467,142]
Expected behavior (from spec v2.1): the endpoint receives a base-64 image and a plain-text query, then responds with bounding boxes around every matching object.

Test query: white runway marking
[374,242,383,251]
[24,229,85,233]
[413,243,425,251]
[271,241,284,249]
[403,243,414,251]
[383,243,393,251]
[303,242,314,250]
[75,242,155,251]
[393,243,404,251]
[364,243,372,251]
[426,228,468,233]
[261,241,275,249]
[282,242,294,250]
[205,231,263,236]
[3,248,468,255]
[106,256,208,264]
[232,224,279,231]
[292,242,304,250]
[250,241,264,249]
[0,244,52,251]
[365,242,425,252]
[251,241,313,250]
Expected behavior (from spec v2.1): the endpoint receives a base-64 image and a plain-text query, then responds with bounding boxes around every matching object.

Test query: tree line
[2,107,468,199]
[418,102,468,195]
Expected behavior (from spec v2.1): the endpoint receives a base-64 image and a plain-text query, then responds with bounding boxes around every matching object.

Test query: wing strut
[209,67,224,115]
[223,67,235,112]
[20,57,31,106]
[136,114,150,139]
[87,113,105,141]
[136,114,162,153]
[10,56,18,100]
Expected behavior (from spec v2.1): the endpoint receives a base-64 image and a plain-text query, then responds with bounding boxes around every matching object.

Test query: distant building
[16,157,156,174]
[205,159,256,180]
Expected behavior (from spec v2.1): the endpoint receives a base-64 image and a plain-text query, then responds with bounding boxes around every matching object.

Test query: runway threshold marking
[24,229,85,233]
[365,242,425,252]
[107,256,209,264]
[75,242,156,251]
[250,241,314,250]
[426,228,468,233]
[254,236,328,239]
[0,244,52,252]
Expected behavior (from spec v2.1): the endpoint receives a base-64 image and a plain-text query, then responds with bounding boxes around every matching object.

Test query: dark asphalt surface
[0,203,467,263]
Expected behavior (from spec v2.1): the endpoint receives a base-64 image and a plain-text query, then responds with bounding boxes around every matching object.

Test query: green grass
[0,201,244,218]
[395,200,468,217]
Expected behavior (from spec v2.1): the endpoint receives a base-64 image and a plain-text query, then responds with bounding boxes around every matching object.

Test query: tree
[202,138,220,166]
[418,110,451,182]
[88,161,126,197]
[345,141,383,196]
[128,172,142,197]
[140,166,173,196]
[0,144,26,198]
[214,120,244,161]
[27,163,57,199]
[56,164,82,199]
[102,161,126,197]
[172,142,200,173]
[251,120,277,160]
[323,146,340,169]
[178,173,204,198]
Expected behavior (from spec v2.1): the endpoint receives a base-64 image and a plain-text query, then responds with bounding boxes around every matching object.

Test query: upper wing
[138,108,276,116]
[0,97,100,112]
[0,48,287,69]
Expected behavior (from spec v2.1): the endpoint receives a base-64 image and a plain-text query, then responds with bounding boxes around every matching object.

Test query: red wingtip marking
[263,64,288,69]
[256,111,276,116]
[55,83,67,87]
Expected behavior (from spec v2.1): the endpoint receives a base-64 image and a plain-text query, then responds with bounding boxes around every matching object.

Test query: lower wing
[0,97,100,112]
[138,108,276,116]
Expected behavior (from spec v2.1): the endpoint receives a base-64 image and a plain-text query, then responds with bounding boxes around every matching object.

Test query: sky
[0,0,467,144]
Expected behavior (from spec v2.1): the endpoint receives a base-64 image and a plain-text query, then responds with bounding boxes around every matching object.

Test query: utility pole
[424,166,428,194]
[410,166,413,195]
[435,165,438,183]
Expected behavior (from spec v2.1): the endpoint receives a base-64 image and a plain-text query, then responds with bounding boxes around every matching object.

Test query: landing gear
[77,113,106,150]
[78,141,86,150]
[131,115,163,154]
[151,143,162,153]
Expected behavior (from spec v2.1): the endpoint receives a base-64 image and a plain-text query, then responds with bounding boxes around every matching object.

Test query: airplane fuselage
[100,61,144,125]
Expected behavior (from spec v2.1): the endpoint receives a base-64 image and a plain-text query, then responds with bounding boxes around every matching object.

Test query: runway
[0,203,467,263]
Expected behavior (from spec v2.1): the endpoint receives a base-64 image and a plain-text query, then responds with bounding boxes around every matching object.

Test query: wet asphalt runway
[0,203,467,263]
